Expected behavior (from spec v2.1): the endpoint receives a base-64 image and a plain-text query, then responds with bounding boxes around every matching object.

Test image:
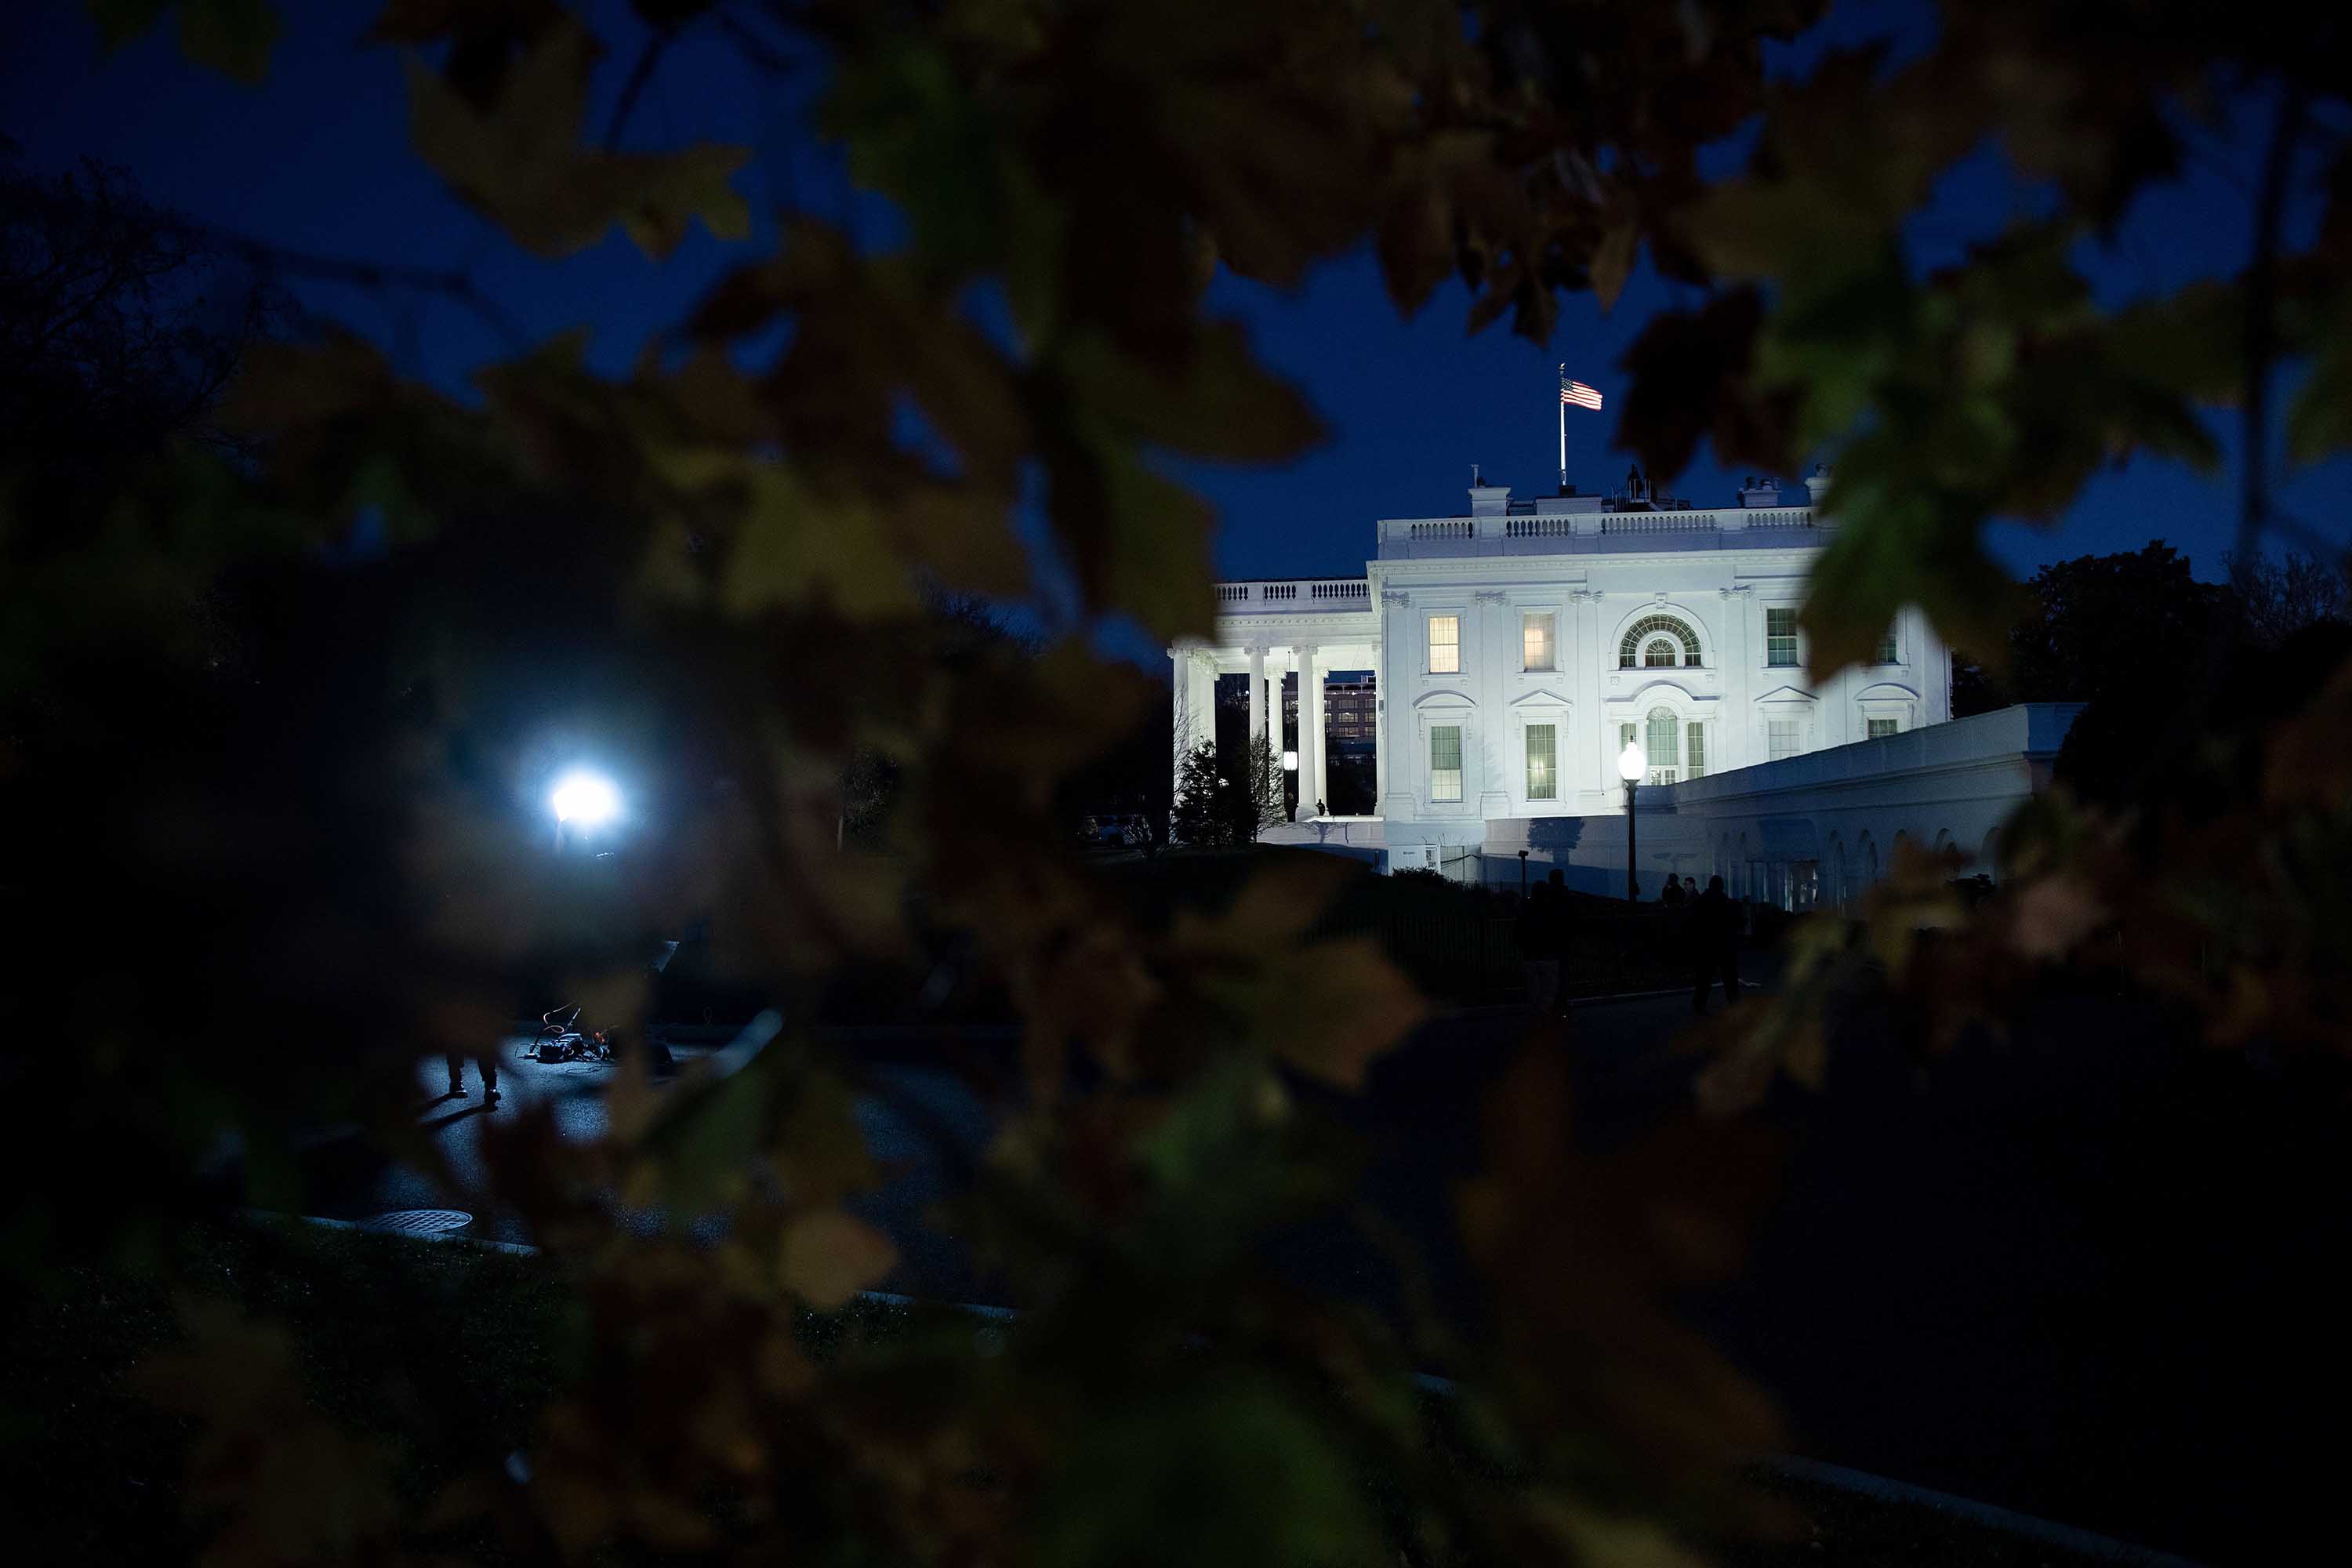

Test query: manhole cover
[360,1209,474,1236]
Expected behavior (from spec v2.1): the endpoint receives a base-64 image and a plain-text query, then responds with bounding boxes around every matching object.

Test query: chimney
[1738,474,1782,508]
[1803,463,1831,506]
[1468,467,1511,516]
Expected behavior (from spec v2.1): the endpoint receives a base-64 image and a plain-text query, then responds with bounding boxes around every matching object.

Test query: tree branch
[2234,82,2310,587]
[604,27,678,151]
[213,234,532,353]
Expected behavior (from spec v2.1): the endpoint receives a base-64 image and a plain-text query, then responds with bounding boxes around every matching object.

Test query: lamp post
[1518,847,1530,898]
[1282,748,1298,822]
[550,768,622,855]
[1616,740,1646,902]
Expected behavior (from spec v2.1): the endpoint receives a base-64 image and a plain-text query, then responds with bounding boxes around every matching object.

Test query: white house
[1176,468,1950,829]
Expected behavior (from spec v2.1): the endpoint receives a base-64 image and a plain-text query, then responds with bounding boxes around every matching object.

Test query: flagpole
[1557,364,1567,493]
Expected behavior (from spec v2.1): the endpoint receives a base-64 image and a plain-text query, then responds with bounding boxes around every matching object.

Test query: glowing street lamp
[1617,740,1646,902]
[550,768,621,851]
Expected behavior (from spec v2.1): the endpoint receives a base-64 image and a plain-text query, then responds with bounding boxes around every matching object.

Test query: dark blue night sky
[7,2,2344,633]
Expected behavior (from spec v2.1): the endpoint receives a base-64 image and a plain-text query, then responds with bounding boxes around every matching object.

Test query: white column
[1380,591,1417,821]
[1265,651,1286,760]
[1575,591,1604,798]
[1475,590,1510,821]
[1294,643,1323,816]
[1371,604,1389,810]
[1170,648,1189,807]
[1187,653,1217,757]
[1247,646,1267,745]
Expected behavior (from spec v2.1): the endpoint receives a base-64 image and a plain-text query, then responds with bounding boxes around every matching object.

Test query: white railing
[1212,579,1376,613]
[1377,506,1823,557]
[1601,512,1715,534]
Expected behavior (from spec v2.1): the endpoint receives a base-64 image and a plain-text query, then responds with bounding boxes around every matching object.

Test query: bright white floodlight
[1617,741,1648,784]
[1282,750,1299,771]
[550,769,622,828]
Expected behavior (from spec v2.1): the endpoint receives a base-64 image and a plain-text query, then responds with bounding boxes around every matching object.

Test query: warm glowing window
[1428,615,1460,673]
[1522,612,1555,671]
[1429,724,1463,801]
[1525,724,1556,800]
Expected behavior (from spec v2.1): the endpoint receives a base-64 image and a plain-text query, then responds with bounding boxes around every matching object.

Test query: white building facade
[1174,471,1955,868]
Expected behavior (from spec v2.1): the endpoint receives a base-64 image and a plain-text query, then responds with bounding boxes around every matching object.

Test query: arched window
[1645,707,1680,783]
[1618,614,1702,670]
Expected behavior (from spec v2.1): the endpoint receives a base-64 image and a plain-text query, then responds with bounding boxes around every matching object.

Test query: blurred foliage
[7,0,2352,1563]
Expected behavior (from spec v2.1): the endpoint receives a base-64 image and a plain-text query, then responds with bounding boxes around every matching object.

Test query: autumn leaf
[89,0,279,82]
[779,1209,898,1308]
[403,17,747,258]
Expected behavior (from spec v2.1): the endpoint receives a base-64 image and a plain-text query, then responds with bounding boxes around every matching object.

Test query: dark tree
[2226,549,2350,651]
[0,148,280,494]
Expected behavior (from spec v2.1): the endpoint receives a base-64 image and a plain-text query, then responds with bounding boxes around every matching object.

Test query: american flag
[1561,378,1604,410]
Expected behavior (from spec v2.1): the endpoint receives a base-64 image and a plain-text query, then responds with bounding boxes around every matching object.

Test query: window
[1645,707,1680,784]
[1867,717,1899,739]
[1522,612,1555,671]
[1525,724,1557,800]
[1429,724,1462,802]
[1767,718,1800,760]
[1875,626,1899,664]
[1642,637,1678,667]
[1619,721,1636,754]
[1766,607,1798,666]
[1618,613,1700,669]
[1686,721,1706,779]
[1428,615,1459,673]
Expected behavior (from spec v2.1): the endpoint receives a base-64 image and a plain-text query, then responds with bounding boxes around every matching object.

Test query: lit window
[1619,614,1700,669]
[1875,626,1899,664]
[1522,612,1555,671]
[1429,724,1463,802]
[1646,707,1679,784]
[1768,718,1800,760]
[1686,721,1706,779]
[1428,615,1459,674]
[1525,724,1556,800]
[1867,717,1899,739]
[1766,608,1798,667]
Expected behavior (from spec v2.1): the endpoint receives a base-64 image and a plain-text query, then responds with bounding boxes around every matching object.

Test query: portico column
[1265,650,1286,761]
[1186,653,1216,761]
[1294,643,1323,816]
[1247,646,1267,746]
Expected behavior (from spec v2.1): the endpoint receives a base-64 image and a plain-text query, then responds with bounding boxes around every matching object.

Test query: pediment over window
[1411,688,1476,710]
[1854,681,1919,703]
[1754,684,1817,705]
[1621,678,1711,709]
[1508,686,1573,709]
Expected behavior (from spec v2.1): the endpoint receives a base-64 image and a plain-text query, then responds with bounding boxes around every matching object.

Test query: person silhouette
[1690,875,1741,1014]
